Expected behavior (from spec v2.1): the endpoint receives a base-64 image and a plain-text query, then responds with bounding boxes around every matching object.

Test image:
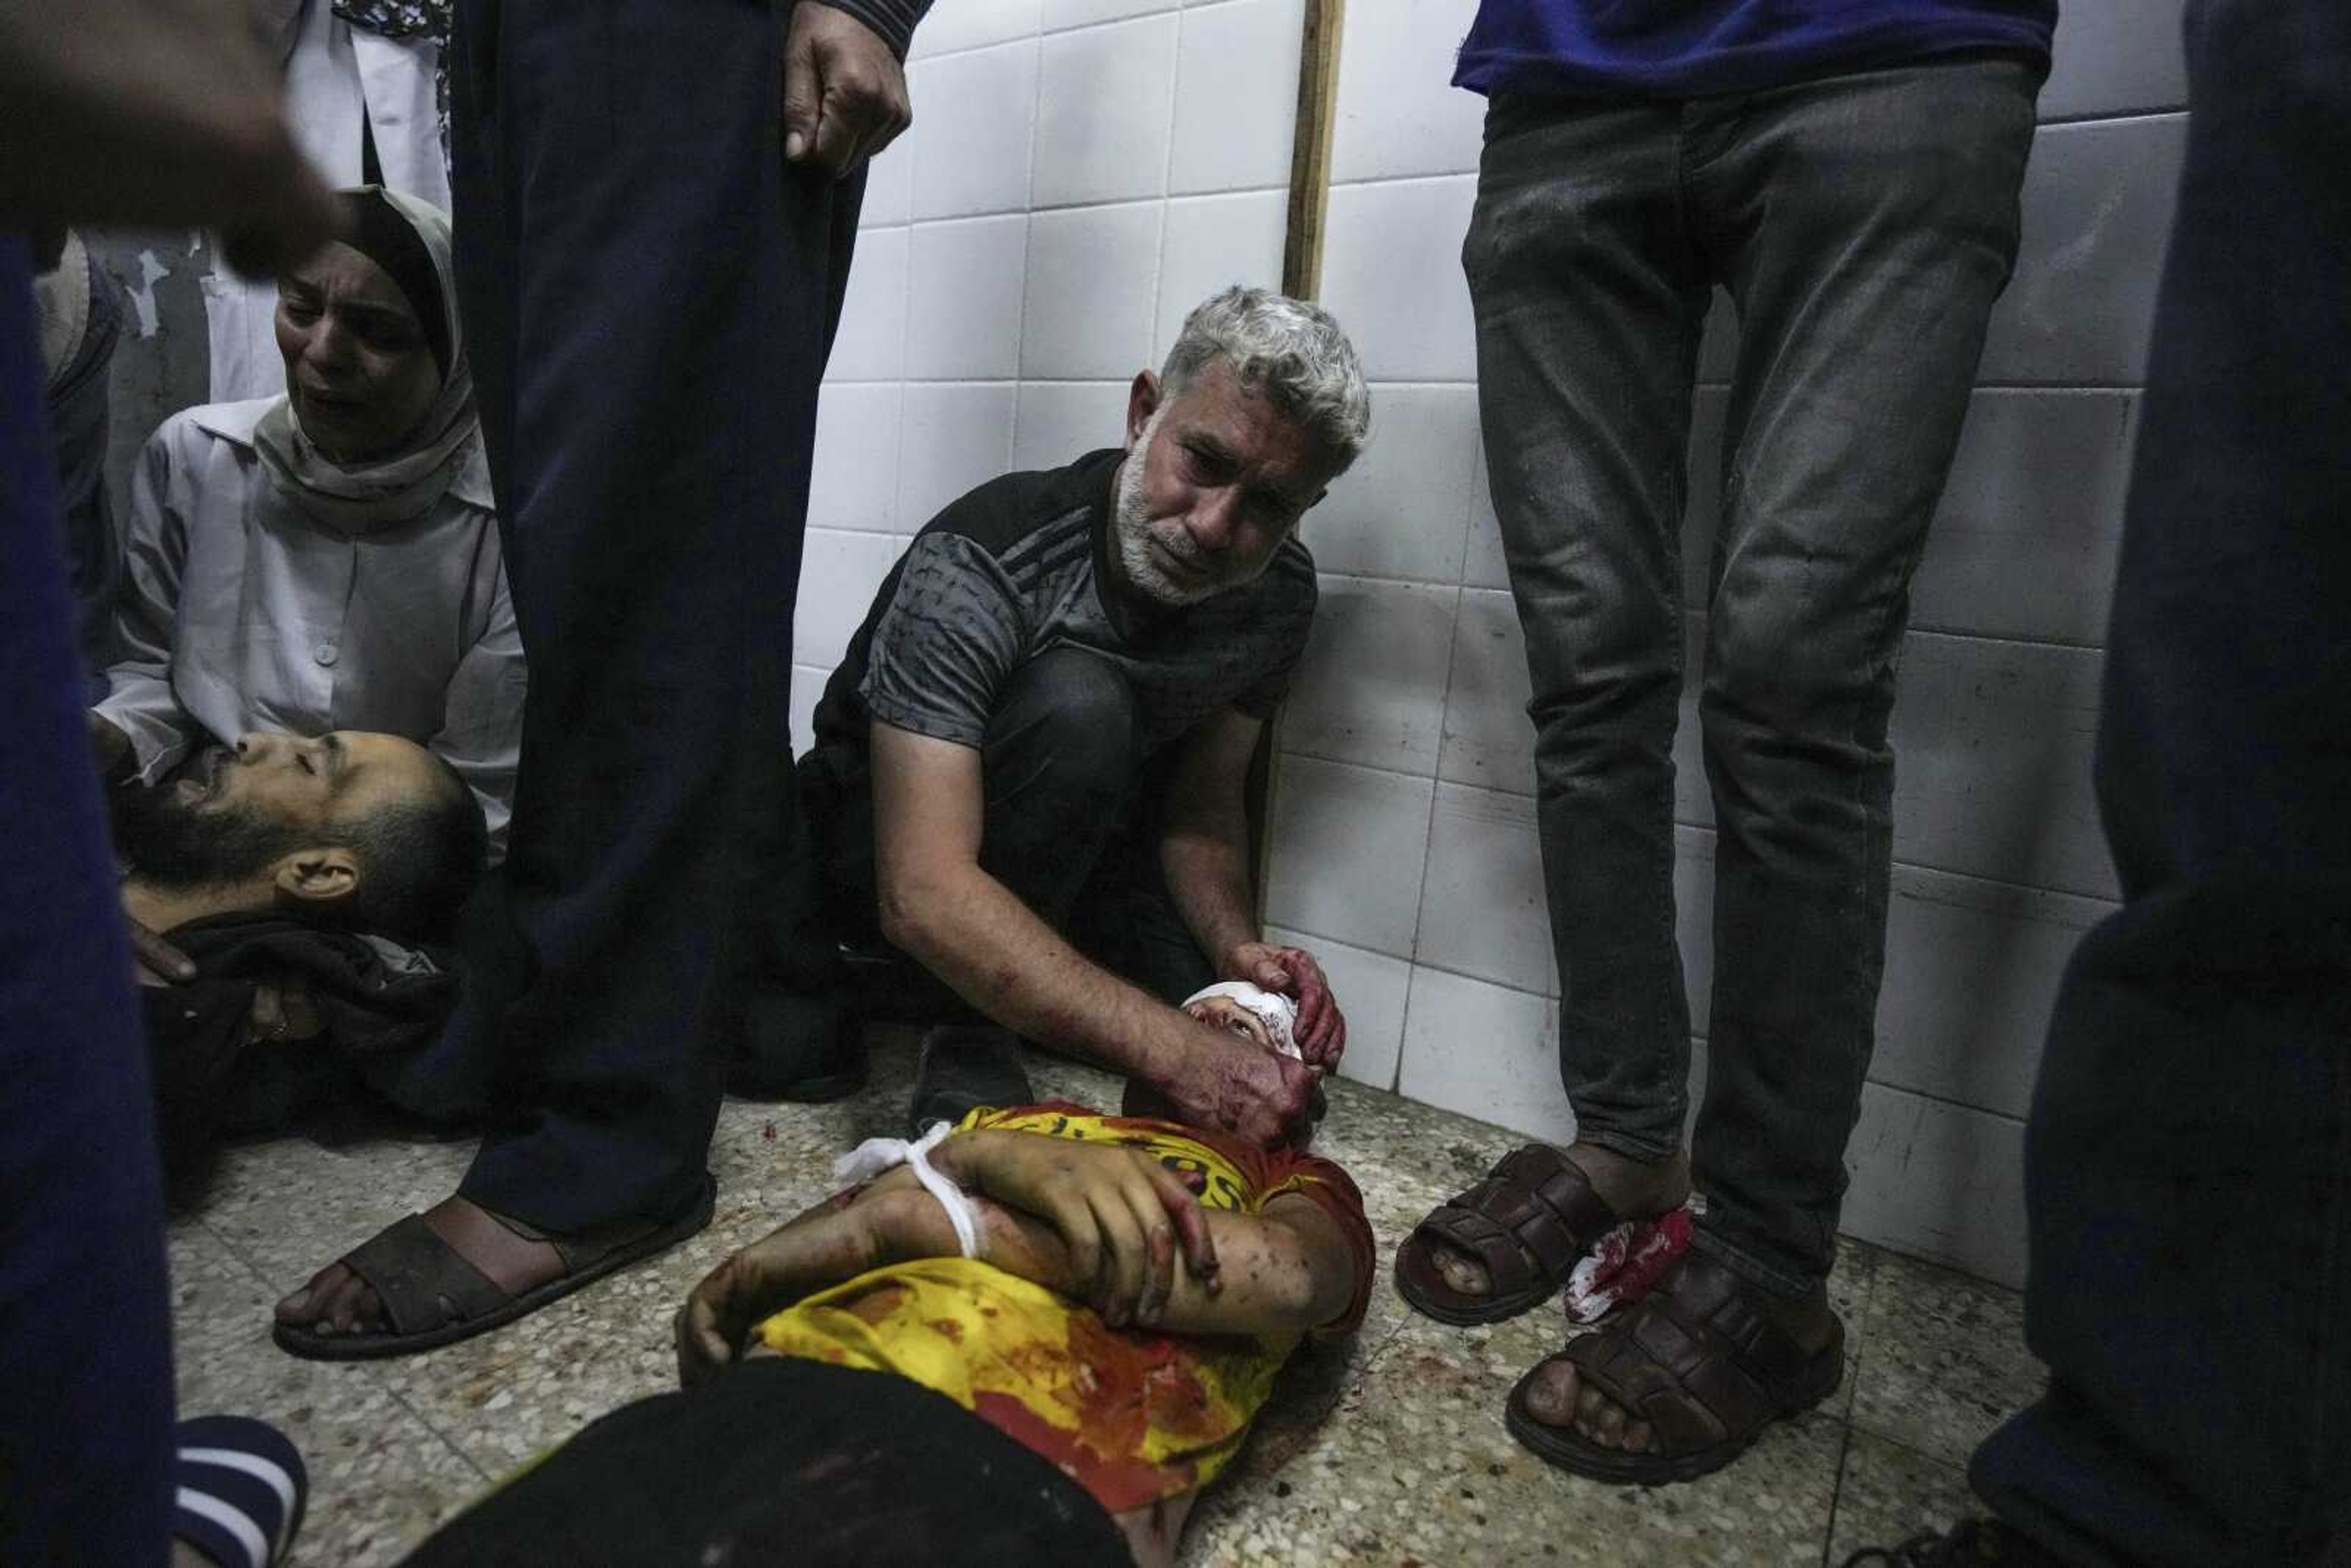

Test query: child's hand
[943,1131,1220,1327]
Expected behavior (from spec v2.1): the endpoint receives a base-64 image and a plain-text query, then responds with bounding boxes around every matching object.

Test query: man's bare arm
[1158,708,1348,1065]
[1157,707,1265,968]
[870,719,1313,1144]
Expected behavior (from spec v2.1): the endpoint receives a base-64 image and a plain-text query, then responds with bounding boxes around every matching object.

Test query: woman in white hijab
[93,186,522,857]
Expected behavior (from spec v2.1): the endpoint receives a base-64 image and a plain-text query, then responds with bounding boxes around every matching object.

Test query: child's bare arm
[918,1132,1359,1335]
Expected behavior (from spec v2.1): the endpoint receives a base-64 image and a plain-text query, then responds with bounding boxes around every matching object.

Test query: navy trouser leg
[1969,4,2351,1563]
[444,0,863,1230]
[0,236,174,1566]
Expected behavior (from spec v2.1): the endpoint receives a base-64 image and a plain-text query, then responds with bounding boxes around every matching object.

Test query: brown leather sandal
[1504,1251,1845,1484]
[1393,1143,1624,1325]
[273,1173,716,1362]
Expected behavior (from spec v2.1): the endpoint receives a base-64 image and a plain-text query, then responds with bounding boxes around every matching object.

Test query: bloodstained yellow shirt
[753,1102,1374,1513]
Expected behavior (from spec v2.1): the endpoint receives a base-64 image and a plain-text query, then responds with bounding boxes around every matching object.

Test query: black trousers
[435,0,863,1231]
[1968,4,2351,1563]
[401,1358,1129,1566]
[759,647,1215,1056]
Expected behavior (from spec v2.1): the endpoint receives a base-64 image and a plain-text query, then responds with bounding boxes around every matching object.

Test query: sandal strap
[1431,1142,1623,1285]
[1412,1203,1541,1286]
[1557,1253,1832,1456]
[338,1213,515,1336]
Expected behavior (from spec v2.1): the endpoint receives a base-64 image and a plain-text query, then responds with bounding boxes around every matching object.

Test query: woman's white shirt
[96,398,523,859]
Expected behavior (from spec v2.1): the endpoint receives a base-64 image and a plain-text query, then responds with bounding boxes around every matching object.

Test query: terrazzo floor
[170,1034,2042,1566]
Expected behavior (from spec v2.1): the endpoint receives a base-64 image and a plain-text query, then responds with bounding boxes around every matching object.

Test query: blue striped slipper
[174,1416,307,1568]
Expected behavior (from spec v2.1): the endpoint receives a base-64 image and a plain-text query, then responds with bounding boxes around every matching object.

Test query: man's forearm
[886,861,1202,1082]
[1160,821,1259,973]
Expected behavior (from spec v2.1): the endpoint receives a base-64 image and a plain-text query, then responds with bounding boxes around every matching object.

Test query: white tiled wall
[792,0,1303,730]
[1262,0,2189,1289]
[796,0,2189,1291]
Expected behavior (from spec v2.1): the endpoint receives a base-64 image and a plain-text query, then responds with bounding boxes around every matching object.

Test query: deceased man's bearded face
[116,729,451,893]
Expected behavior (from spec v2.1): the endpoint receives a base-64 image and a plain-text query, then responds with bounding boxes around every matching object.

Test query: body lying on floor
[404,989,1372,1568]
[111,727,485,1191]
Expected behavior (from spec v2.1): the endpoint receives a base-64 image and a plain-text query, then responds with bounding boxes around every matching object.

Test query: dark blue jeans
[1969,4,2351,1563]
[1466,58,2039,1294]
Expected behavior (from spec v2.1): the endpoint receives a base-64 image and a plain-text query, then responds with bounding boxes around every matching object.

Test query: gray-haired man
[749,287,1370,1147]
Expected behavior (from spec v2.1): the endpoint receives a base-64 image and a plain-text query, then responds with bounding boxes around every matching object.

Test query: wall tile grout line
[889,177,1292,230]
[1001,32,1050,473]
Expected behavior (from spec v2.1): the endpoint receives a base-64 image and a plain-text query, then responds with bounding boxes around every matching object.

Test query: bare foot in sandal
[1425,1143,1692,1298]
[276,1195,564,1339]
[1517,1253,1839,1457]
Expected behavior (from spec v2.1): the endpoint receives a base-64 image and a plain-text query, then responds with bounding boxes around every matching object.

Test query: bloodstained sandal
[1393,1143,1624,1325]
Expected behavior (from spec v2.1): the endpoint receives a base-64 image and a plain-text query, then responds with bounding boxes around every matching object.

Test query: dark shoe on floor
[1394,1142,1627,1326]
[1504,1251,1844,1485]
[1842,1518,2066,1567]
[730,987,866,1103]
[908,1024,1033,1135]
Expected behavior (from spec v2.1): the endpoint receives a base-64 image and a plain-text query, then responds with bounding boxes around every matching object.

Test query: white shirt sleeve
[92,426,203,783]
[429,554,526,863]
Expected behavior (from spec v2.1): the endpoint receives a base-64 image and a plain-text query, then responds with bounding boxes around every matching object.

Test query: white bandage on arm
[832,1120,983,1258]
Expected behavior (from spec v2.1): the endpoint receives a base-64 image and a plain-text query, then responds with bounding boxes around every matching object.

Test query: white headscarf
[251,186,486,535]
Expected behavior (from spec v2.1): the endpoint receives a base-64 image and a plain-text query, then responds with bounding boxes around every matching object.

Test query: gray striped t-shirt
[810,448,1316,759]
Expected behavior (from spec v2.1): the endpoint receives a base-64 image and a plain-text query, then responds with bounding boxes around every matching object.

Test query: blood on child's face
[1185,995,1272,1051]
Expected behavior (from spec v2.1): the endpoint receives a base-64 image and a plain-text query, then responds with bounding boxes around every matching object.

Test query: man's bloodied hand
[1222,940,1348,1069]
[1155,1021,1319,1149]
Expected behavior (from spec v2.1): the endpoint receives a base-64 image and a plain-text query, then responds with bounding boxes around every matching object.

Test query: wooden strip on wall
[1282,0,1346,301]
[1254,0,1348,915]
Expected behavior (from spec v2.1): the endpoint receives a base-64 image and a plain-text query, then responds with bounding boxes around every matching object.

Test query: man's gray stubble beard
[1112,408,1221,610]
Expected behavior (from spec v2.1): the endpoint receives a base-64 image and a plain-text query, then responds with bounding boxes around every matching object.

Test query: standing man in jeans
[274,0,925,1357]
[1392,4,2050,1479]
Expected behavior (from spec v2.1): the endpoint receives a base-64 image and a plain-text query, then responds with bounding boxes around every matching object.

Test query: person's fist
[781,2,912,178]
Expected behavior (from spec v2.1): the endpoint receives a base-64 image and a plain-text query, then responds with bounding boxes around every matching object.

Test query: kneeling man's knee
[988,647,1139,794]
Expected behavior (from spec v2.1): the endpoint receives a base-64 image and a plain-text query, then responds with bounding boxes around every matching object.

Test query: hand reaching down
[1223,941,1347,1068]
[1151,1019,1321,1149]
